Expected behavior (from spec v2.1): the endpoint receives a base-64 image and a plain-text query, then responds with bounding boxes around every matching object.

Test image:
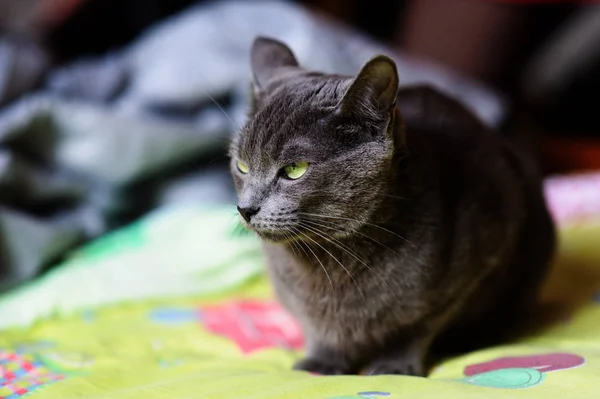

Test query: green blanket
[1,203,599,398]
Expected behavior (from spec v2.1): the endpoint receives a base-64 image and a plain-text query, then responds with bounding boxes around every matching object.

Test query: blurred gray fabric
[0,0,507,292]
[0,38,49,105]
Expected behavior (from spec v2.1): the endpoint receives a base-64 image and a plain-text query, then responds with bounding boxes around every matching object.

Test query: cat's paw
[293,357,353,375]
[363,357,426,377]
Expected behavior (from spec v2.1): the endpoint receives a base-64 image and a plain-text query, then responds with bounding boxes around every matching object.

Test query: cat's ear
[338,55,399,118]
[251,36,299,93]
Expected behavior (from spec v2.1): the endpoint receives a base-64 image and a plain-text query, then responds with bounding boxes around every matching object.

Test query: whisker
[289,226,337,308]
[301,219,427,281]
[299,222,402,305]
[286,231,300,258]
[379,193,409,200]
[293,192,408,201]
[283,230,298,257]
[227,215,246,237]
[294,225,365,303]
[299,212,417,248]
[310,191,408,201]
[301,218,404,258]
[191,70,244,132]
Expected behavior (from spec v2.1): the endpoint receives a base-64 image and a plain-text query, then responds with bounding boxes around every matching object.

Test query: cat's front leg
[363,336,430,377]
[293,343,357,375]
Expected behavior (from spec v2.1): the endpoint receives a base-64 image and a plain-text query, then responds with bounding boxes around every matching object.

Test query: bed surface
[1,173,599,399]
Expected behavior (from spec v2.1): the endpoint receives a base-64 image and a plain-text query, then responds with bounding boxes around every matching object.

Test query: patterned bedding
[0,172,599,399]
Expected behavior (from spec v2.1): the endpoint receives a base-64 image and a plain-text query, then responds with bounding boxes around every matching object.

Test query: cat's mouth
[240,215,354,244]
[247,223,348,245]
[240,219,299,243]
[254,230,293,243]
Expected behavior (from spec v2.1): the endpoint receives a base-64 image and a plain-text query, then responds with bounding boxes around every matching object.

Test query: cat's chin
[253,230,296,244]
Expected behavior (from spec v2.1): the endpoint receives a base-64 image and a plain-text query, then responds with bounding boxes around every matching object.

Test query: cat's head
[229,37,404,242]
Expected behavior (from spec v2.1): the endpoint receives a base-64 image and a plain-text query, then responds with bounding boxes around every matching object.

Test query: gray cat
[229,37,556,376]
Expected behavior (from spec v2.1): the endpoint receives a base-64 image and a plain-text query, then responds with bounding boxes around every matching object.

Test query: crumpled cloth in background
[0,0,507,292]
[0,38,49,106]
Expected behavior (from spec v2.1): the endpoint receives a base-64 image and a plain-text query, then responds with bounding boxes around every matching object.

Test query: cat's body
[230,37,556,376]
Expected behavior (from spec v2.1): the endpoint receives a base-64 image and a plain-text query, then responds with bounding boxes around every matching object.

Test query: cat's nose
[237,205,260,223]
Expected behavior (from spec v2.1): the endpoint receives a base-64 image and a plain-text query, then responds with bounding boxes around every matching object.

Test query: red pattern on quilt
[201,300,304,354]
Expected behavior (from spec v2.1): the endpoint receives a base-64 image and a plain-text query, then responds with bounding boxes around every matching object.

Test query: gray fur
[229,37,556,376]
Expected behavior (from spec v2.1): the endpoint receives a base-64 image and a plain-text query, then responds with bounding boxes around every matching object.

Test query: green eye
[283,162,309,180]
[237,160,249,174]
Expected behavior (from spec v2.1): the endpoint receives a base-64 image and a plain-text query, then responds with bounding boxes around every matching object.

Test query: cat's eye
[237,160,249,174]
[283,162,309,180]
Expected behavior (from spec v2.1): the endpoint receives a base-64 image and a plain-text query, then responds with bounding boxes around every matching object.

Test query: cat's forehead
[238,76,351,162]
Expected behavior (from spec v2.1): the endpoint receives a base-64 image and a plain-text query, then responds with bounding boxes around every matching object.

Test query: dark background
[5,0,600,174]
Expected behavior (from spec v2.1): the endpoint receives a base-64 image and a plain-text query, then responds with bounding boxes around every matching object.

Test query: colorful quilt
[0,172,599,399]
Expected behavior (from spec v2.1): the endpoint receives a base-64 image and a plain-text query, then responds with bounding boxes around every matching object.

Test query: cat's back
[396,86,555,348]
[397,85,543,201]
